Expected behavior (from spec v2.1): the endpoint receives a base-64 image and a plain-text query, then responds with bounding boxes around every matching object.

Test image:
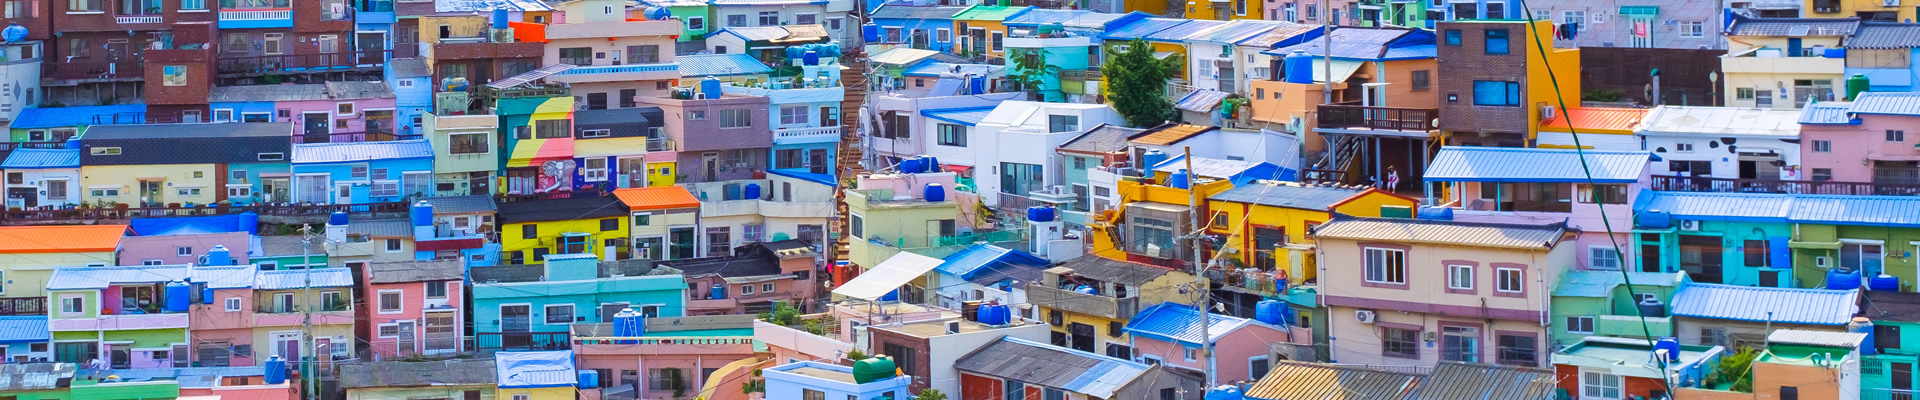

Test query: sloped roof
[1847,22,1920,49]
[1845,91,1920,116]
[1553,270,1685,298]
[346,218,414,239]
[0,316,49,343]
[1425,146,1653,183]
[1175,89,1231,112]
[338,359,497,388]
[1670,283,1858,325]
[1003,9,1090,26]
[256,267,355,290]
[1539,107,1648,133]
[1146,19,1225,42]
[0,225,126,253]
[129,214,256,236]
[1639,106,1802,137]
[292,139,434,164]
[1633,191,1920,228]
[1058,124,1145,154]
[953,337,1151,398]
[1188,20,1300,44]
[434,0,551,13]
[1798,102,1858,124]
[1149,155,1280,181]
[1725,15,1860,37]
[713,26,790,41]
[1100,17,1187,40]
[1122,303,1257,345]
[1244,362,1423,400]
[1767,330,1867,348]
[1862,290,1920,322]
[368,259,466,284]
[421,195,498,214]
[952,5,1029,21]
[613,186,701,211]
[257,236,326,257]
[13,104,146,129]
[498,196,629,223]
[934,244,1049,281]
[390,58,432,78]
[921,106,997,126]
[1312,215,1568,250]
[209,84,330,103]
[0,363,75,391]
[1129,123,1216,146]
[1,148,80,169]
[1404,362,1557,400]
[678,54,773,77]
[1207,181,1370,211]
[869,47,945,66]
[871,4,969,20]
[901,62,1003,77]
[1052,255,1176,287]
[1267,27,1429,60]
[325,81,396,100]
[82,122,291,139]
[48,265,189,290]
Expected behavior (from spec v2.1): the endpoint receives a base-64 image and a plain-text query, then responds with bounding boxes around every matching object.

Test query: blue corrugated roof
[13,105,146,129]
[1145,19,1224,42]
[1799,102,1857,124]
[496,350,577,389]
[765,168,837,187]
[1425,146,1653,183]
[677,54,773,77]
[1671,283,1857,325]
[902,62,1003,77]
[130,214,260,236]
[1634,191,1920,228]
[292,139,435,164]
[1152,155,1293,183]
[1845,92,1920,116]
[0,148,79,169]
[0,316,48,343]
[1790,194,1920,227]
[1123,303,1253,346]
[1266,28,1429,60]
[1632,191,1794,222]
[256,268,355,289]
[1003,9,1089,26]
[1100,18,1188,40]
[935,244,1049,280]
[1188,20,1290,44]
[922,106,997,126]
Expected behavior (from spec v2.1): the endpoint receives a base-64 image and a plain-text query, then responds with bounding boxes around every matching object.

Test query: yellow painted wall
[1523,19,1581,141]
[420,16,491,45]
[1152,42,1190,81]
[1041,270,1200,350]
[956,20,1012,60]
[1189,0,1262,20]
[628,208,697,243]
[1804,0,1914,21]
[497,386,573,400]
[80,164,222,206]
[0,252,112,298]
[1088,179,1232,261]
[1207,189,1415,281]
[502,217,630,263]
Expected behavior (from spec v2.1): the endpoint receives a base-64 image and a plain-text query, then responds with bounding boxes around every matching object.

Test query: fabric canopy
[833,252,943,300]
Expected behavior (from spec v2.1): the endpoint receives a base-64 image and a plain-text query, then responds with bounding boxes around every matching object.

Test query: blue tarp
[130,214,259,236]
[13,105,147,129]
[496,350,578,389]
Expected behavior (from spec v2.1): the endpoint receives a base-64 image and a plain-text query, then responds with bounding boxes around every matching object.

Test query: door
[7,187,35,208]
[467,172,490,195]
[303,113,330,141]
[139,180,164,206]
[356,32,384,64]
[807,149,830,174]
[1893,362,1913,399]
[1679,235,1724,284]
[424,313,457,354]
[633,237,664,260]
[263,178,289,203]
[334,183,353,205]
[619,158,647,189]
[669,227,695,260]
[393,321,417,354]
[1640,234,1662,272]
[1441,325,1480,362]
[106,39,130,61]
[647,162,675,187]
[701,153,719,182]
[500,305,531,348]
[109,345,130,369]
[270,331,301,360]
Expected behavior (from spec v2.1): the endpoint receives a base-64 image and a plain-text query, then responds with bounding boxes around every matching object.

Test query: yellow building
[1805,0,1911,22]
[1205,181,1418,284]
[0,225,124,301]
[1087,177,1231,264]
[497,196,631,264]
[495,350,578,400]
[952,6,1033,61]
[1027,255,1198,355]
[611,186,704,261]
[1189,0,1263,20]
[1720,15,1852,110]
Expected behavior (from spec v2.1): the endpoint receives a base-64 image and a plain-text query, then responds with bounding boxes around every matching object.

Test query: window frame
[1494,265,1525,296]
[545,304,575,324]
[1361,246,1408,287]
[376,289,403,314]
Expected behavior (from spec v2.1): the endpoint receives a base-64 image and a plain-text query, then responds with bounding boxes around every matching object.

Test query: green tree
[1008,48,1053,101]
[913,388,949,400]
[756,301,802,326]
[1711,347,1759,392]
[1102,38,1183,127]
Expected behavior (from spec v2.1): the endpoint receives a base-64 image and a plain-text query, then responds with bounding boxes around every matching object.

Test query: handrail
[1650,174,1920,196]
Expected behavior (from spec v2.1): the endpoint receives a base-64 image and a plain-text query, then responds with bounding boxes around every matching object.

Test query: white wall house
[971,101,1125,207]
[1635,105,1803,181]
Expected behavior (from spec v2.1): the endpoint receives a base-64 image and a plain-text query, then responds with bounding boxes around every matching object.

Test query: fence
[1650,175,1920,196]
[0,201,409,224]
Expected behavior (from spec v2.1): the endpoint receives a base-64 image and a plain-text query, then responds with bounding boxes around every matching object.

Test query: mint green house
[1549,270,1688,348]
[45,265,251,368]
[1860,290,1920,396]
[1633,191,1920,291]
[640,0,710,46]
[470,254,687,349]
[1354,0,1431,29]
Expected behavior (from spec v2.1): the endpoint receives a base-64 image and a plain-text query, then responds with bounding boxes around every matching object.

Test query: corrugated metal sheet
[779,25,829,42]
[208,84,329,103]
[1539,107,1648,133]
[291,139,434,164]
[1726,15,1859,37]
[1244,362,1423,400]
[257,236,325,257]
[1058,124,1145,154]
[1381,44,1437,59]
[935,244,1048,279]
[1554,270,1685,298]
[1844,91,1920,116]
[1633,191,1794,221]
[1670,283,1858,325]
[1798,102,1856,124]
[1790,194,1920,227]
[871,5,970,20]
[902,62,1004,77]
[1425,146,1653,183]
[1175,89,1230,112]
[1129,123,1215,145]
[678,54,772,76]
[1062,11,1128,29]
[1267,27,1412,59]
[710,0,825,5]
[193,266,258,289]
[1208,181,1367,211]
[1,148,80,169]
[496,350,577,388]
[953,337,1150,398]
[1404,362,1557,400]
[48,265,189,290]
[13,104,146,129]
[338,359,497,388]
[1146,19,1224,42]
[1003,9,1087,26]
[255,267,354,289]
[1312,215,1567,250]
[0,225,126,254]
[1635,191,1920,228]
[952,5,1029,21]
[1641,105,1802,136]
[0,363,75,391]
[326,81,396,100]
[0,316,49,342]
[1187,19,1290,44]
[1767,329,1866,348]
[391,58,432,78]
[435,0,550,12]
[1239,24,1324,48]
[921,107,997,127]
[715,26,789,41]
[868,47,942,66]
[1122,303,1250,345]
[369,259,466,284]
[347,218,415,238]
[1846,22,1920,49]
[1151,155,1268,179]
[612,186,701,211]
[421,195,498,214]
[1101,18,1190,40]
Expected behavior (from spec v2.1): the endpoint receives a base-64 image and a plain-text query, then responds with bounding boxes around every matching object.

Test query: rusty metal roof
[1244,361,1423,400]
[1403,361,1557,400]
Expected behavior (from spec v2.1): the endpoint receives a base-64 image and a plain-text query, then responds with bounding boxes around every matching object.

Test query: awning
[507,138,576,168]
[1618,6,1658,16]
[1315,59,1365,84]
[832,252,943,300]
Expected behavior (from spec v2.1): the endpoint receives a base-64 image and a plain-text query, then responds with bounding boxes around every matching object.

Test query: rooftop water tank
[1283,50,1314,84]
[1653,337,1681,363]
[862,23,881,43]
[1850,317,1877,355]
[644,6,671,20]
[852,356,898,384]
[1168,169,1191,189]
[1074,285,1096,294]
[410,199,435,227]
[1636,296,1666,318]
[578,369,600,388]
[803,50,820,66]
[491,8,509,30]
[1846,74,1871,101]
[263,357,288,384]
[1254,300,1286,326]
[1141,150,1169,169]
[1828,269,1863,291]
[900,157,926,174]
[700,76,722,100]
[237,212,259,234]
[165,281,191,312]
[1,25,26,43]
[924,183,946,202]
[204,245,233,266]
[744,183,762,200]
[1027,206,1055,223]
[1871,274,1900,291]
[1416,206,1453,221]
[1634,211,1672,229]
[329,211,350,226]
[977,304,1010,325]
[711,284,727,300]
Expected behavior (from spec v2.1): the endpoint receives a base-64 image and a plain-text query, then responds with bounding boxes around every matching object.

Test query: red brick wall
[0,0,52,40]
[144,47,212,106]
[1435,21,1531,139]
[291,0,351,33]
[868,328,933,394]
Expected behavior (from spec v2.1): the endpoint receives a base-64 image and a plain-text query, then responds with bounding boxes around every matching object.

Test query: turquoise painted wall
[471,257,687,334]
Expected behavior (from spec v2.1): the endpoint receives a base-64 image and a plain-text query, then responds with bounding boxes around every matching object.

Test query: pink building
[1120,303,1299,385]
[189,280,259,367]
[1798,94,1920,187]
[569,315,761,399]
[1427,146,1651,272]
[357,259,465,360]
[667,241,822,315]
[111,366,297,400]
[117,233,252,266]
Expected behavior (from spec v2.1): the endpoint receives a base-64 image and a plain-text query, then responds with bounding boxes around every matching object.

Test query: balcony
[1594,315,1672,338]
[355,0,394,23]
[294,132,422,144]
[51,312,189,331]
[549,63,681,83]
[0,297,46,315]
[647,138,676,152]
[217,50,390,76]
[1649,175,1920,196]
[570,324,757,356]
[1025,284,1140,319]
[475,331,570,353]
[116,15,163,24]
[1061,68,1103,82]
[773,126,840,145]
[1316,104,1439,135]
[43,59,145,81]
[217,8,292,29]
[254,304,354,326]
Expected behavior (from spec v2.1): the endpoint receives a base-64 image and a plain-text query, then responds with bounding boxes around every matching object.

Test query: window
[1877,324,1902,350]
[1591,247,1622,270]
[177,246,194,256]
[686,16,704,30]
[803,389,825,400]
[1445,29,1461,45]
[1890,130,1907,142]
[1582,370,1622,399]
[68,0,98,11]
[1567,316,1594,334]
[992,31,1004,51]
[1446,264,1473,291]
[378,291,401,313]
[1411,70,1431,91]
[1496,267,1524,293]
[163,66,187,86]
[523,225,537,240]
[1560,10,1585,33]
[559,47,592,65]
[758,11,778,25]
[225,297,242,312]
[1005,379,1024,400]
[1382,327,1418,358]
[448,132,488,154]
[849,214,864,238]
[1497,333,1536,366]
[1472,80,1521,106]
[740,284,755,295]
[936,124,967,147]
[535,119,572,138]
[726,14,746,27]
[1363,248,1407,285]
[1841,242,1884,274]
[762,283,775,293]
[1813,140,1832,152]
[626,45,660,64]
[1579,184,1629,204]
[779,105,809,125]
[708,227,731,256]
[718,109,751,128]
[1737,87,1756,100]
[1048,115,1079,133]
[794,13,815,25]
[1680,21,1705,38]
[381,239,402,253]
[545,304,574,324]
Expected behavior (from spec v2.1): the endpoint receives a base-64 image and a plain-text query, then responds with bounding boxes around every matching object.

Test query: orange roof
[1539,107,1648,133]
[1128,123,1218,146]
[0,225,128,254]
[613,187,702,211]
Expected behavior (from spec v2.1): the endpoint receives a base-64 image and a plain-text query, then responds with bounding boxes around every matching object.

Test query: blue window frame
[1445,29,1462,45]
[1485,29,1510,54]
[1473,80,1521,106]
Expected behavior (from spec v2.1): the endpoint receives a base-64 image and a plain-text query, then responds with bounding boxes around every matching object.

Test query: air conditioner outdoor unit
[1540,105,1557,119]
[1886,0,1899,7]
[1679,220,1701,231]
[1355,309,1376,323]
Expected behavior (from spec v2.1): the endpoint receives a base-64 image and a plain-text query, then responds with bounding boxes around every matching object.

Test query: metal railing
[0,297,45,316]
[44,59,145,80]
[217,8,290,20]
[255,303,351,314]
[1061,68,1103,81]
[647,138,676,152]
[1649,174,1920,196]
[0,142,69,152]
[554,63,680,75]
[475,332,571,352]
[0,201,409,223]
[1865,388,1916,400]
[294,132,422,144]
[1316,104,1438,132]
[116,15,163,24]
[216,50,390,75]
[775,126,840,139]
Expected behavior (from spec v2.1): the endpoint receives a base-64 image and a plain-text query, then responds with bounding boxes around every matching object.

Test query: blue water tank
[442,77,469,92]
[1850,317,1877,355]
[1829,269,1864,291]
[1635,211,1672,229]
[1141,150,1169,169]
[491,8,509,29]
[1254,300,1286,325]
[165,281,191,312]
[644,6,670,20]
[1,25,26,43]
[978,305,1009,325]
[922,156,940,171]
[613,308,645,337]
[969,75,987,94]
[1416,206,1453,221]
[880,289,900,302]
[803,51,820,66]
[1074,285,1096,294]
[862,23,882,42]
[924,183,946,202]
[1283,50,1314,84]
[1825,47,1847,58]
[744,183,762,200]
[237,211,260,234]
[900,157,924,173]
[410,200,434,227]
[1871,274,1900,291]
[578,370,600,388]
[64,138,80,149]
[1027,206,1055,222]
[1168,169,1191,189]
[1654,337,1681,362]
[711,284,728,300]
[329,211,349,226]
[263,357,288,384]
[204,245,233,266]
[700,76,723,99]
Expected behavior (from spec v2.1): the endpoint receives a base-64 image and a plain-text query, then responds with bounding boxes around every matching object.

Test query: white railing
[219,8,291,20]
[116,15,162,24]
[776,126,840,139]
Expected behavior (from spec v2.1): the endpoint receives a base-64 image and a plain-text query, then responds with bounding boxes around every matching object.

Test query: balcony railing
[554,63,680,76]
[0,201,408,224]
[0,297,45,316]
[1865,388,1916,400]
[1649,174,1920,196]
[1061,69,1103,81]
[43,59,145,80]
[294,132,422,144]
[216,50,390,76]
[774,126,840,142]
[116,15,163,24]
[1025,284,1139,319]
[218,8,291,20]
[475,332,570,352]
[1316,104,1439,132]
[255,303,350,314]
[646,138,676,152]
[0,142,69,152]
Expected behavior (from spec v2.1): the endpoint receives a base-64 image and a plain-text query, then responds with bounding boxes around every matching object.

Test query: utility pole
[1320,0,1332,104]
[1182,147,1215,388]
[299,224,317,400]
